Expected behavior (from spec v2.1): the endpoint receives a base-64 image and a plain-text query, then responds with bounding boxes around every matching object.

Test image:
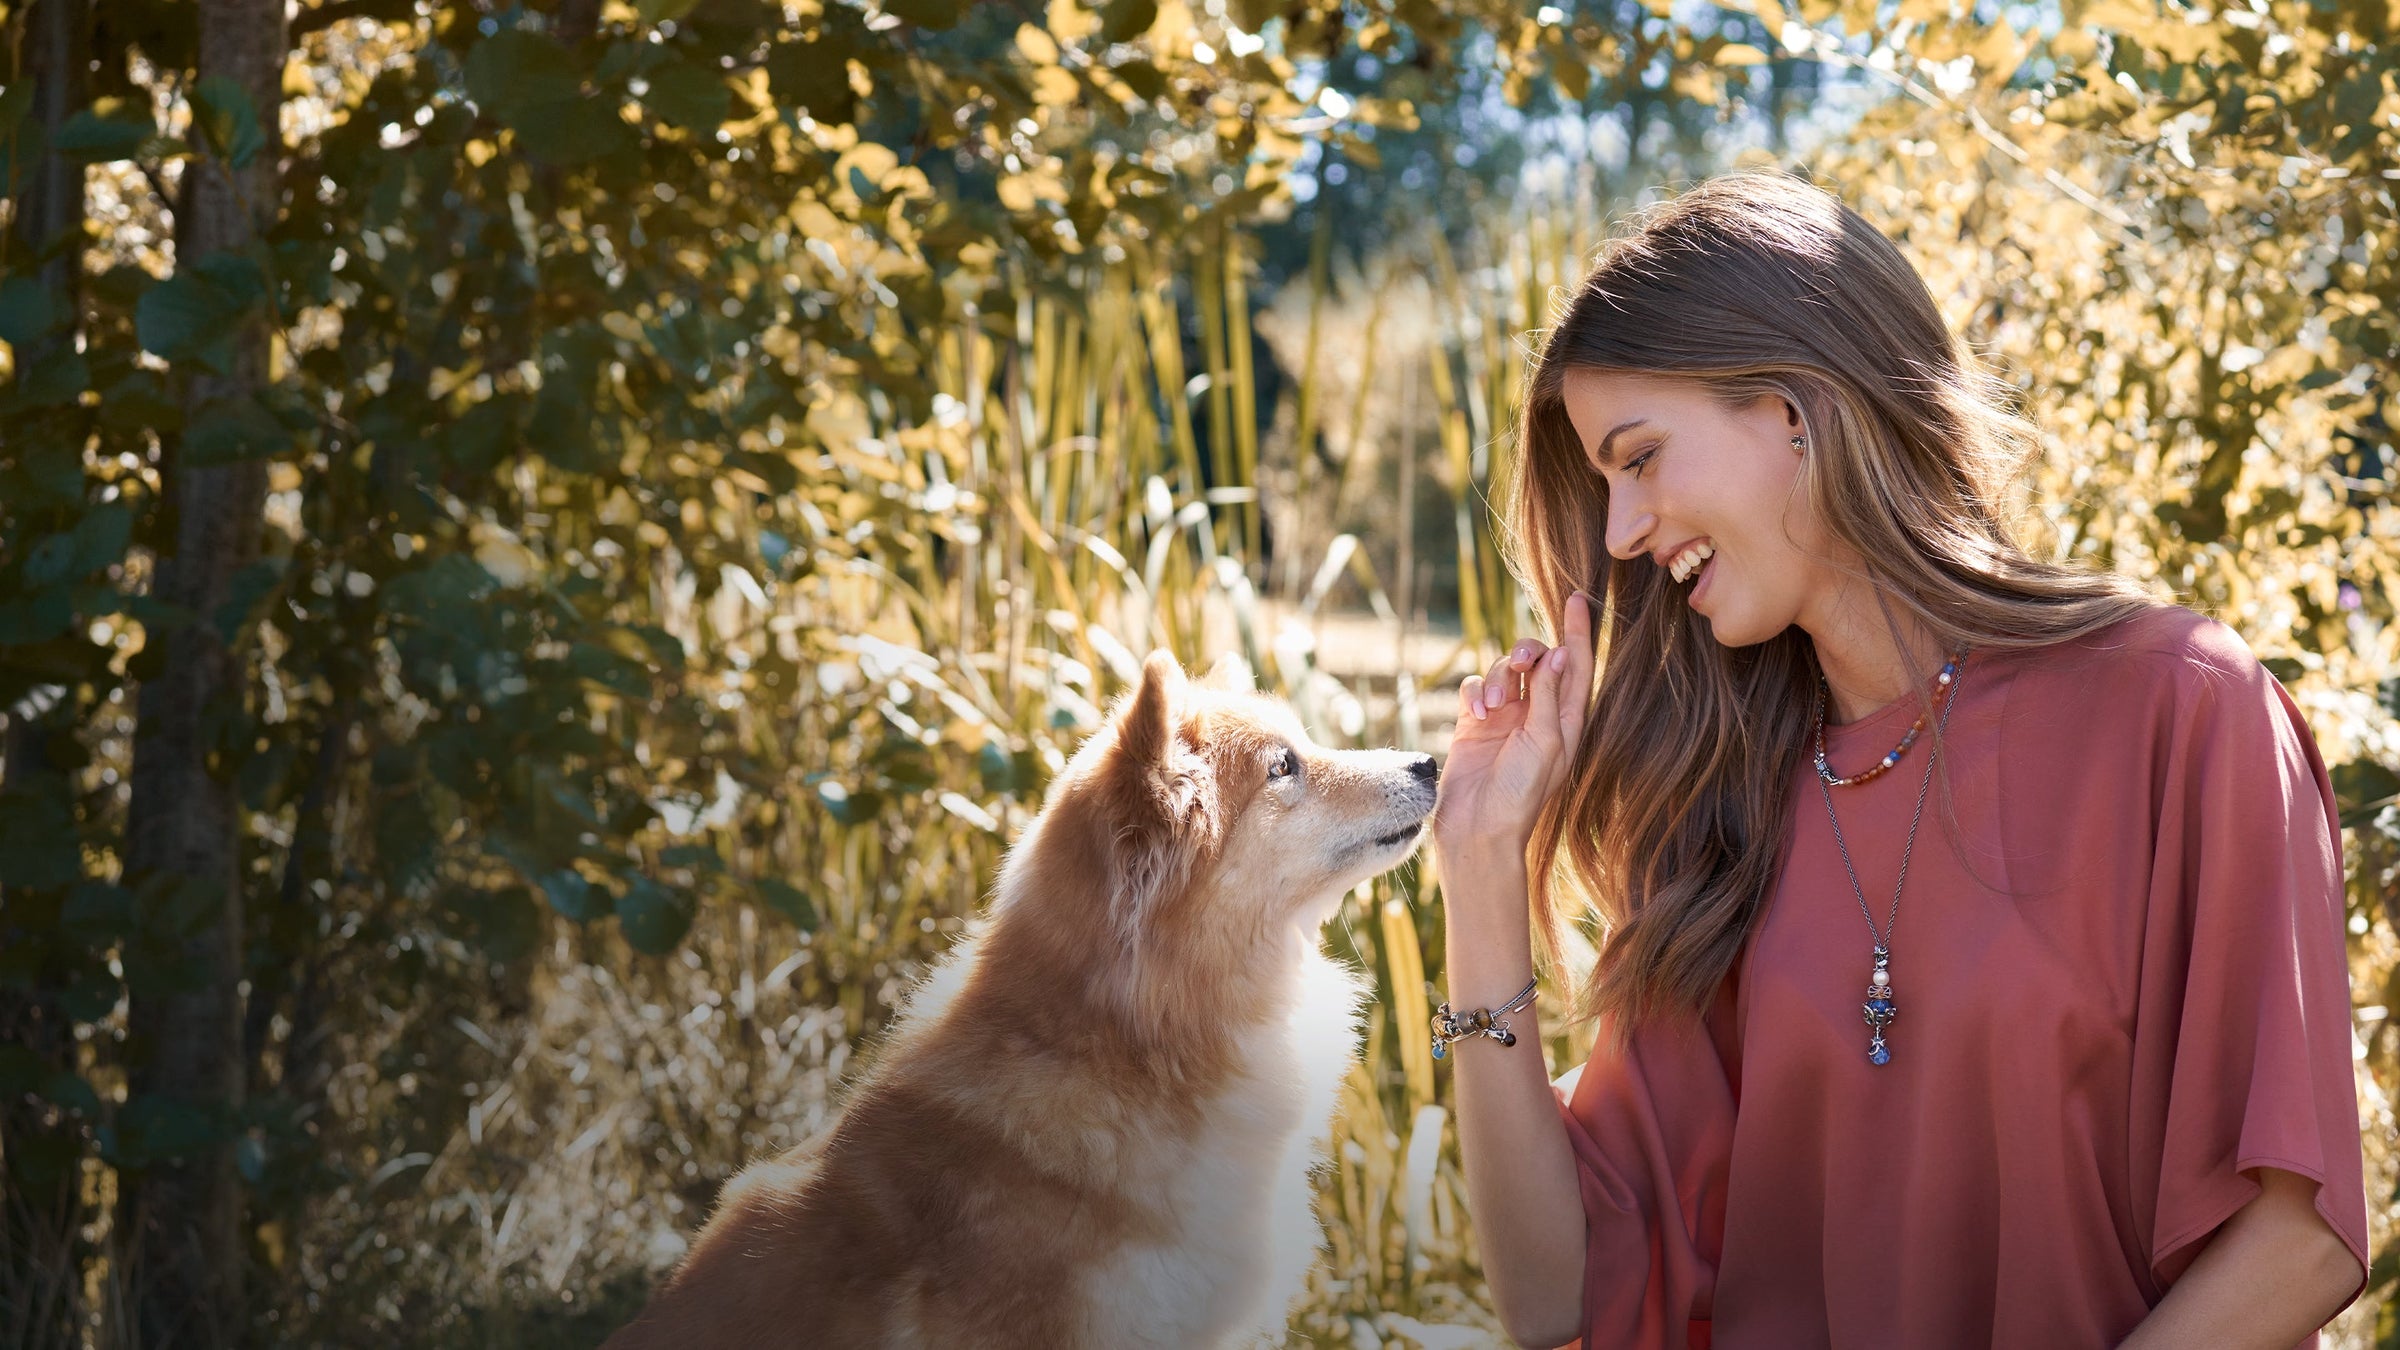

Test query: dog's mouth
[1372,821,1425,849]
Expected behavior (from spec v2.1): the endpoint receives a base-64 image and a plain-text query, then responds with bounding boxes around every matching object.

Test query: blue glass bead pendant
[1861,945,1897,1066]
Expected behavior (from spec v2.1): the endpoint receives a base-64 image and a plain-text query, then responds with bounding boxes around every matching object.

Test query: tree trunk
[118,0,285,1339]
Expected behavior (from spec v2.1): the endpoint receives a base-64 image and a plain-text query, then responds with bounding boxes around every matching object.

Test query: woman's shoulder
[2027,600,2266,693]
[2001,601,2289,754]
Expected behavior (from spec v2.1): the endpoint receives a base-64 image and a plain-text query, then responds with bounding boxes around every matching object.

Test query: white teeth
[1669,541,1714,583]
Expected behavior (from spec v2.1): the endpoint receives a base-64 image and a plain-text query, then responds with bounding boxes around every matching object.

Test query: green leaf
[189,74,268,171]
[58,963,120,1022]
[540,869,610,922]
[450,885,543,962]
[135,270,250,366]
[0,276,58,346]
[13,345,88,405]
[188,251,268,307]
[24,502,132,587]
[642,60,730,129]
[756,878,820,931]
[212,558,287,645]
[615,877,692,953]
[112,1095,222,1167]
[185,396,296,466]
[41,1071,101,1118]
[0,587,74,645]
[442,394,524,475]
[512,96,636,166]
[767,37,858,124]
[62,882,137,943]
[52,101,157,163]
[463,32,630,165]
[465,31,583,123]
[0,789,78,888]
[0,81,36,141]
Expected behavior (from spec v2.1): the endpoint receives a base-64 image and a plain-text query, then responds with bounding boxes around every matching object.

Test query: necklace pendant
[1862,946,1897,1066]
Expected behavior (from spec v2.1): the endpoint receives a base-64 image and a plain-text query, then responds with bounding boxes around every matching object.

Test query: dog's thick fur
[603,652,1440,1348]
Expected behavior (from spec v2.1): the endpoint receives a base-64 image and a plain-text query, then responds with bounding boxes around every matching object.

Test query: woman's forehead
[1560,369,1709,464]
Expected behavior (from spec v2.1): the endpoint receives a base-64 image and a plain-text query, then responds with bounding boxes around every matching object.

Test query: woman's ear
[1781,396,1810,456]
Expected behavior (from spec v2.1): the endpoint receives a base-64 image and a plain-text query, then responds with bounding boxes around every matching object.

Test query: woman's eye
[1626,448,1657,478]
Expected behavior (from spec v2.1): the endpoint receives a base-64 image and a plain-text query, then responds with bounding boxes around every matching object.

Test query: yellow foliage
[1046,0,1102,42]
[1016,21,1061,66]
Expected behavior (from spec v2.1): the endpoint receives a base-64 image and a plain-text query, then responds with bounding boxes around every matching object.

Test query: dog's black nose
[1408,754,1439,782]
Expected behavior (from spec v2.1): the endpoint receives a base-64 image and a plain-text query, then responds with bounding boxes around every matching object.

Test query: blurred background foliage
[0,0,2394,1342]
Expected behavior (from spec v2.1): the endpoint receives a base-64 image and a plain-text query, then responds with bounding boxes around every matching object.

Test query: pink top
[1551,603,2370,1349]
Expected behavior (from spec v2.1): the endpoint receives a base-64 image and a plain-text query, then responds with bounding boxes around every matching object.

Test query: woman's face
[1559,367,1839,647]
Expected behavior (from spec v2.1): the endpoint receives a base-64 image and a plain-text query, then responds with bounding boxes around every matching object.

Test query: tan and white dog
[603,650,1439,1349]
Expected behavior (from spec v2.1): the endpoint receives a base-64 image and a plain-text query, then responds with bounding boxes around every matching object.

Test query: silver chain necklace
[1810,649,1969,1067]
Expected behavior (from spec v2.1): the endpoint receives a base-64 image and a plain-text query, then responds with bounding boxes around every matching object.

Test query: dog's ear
[1200,651,1255,692]
[1118,650,1182,767]
[1101,651,1208,964]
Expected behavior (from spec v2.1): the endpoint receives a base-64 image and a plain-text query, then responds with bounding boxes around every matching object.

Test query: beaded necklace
[1811,648,1969,1067]
[1812,652,1963,788]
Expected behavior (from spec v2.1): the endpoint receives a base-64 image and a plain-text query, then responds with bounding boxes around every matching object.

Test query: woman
[1429,170,2370,1350]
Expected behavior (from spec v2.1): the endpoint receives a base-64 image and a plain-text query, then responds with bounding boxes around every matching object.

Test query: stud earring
[1790,435,1807,451]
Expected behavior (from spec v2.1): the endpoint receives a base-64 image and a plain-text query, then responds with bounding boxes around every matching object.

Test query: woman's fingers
[1525,641,1568,742]
[1558,591,1594,747]
[1461,632,1570,725]
[1480,642,1547,714]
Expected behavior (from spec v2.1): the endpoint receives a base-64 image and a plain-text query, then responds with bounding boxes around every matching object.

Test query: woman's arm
[1442,845,1588,1349]
[2115,1166,2364,1350]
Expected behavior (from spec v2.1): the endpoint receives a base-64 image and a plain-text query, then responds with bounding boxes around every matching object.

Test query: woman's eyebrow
[1590,418,1651,468]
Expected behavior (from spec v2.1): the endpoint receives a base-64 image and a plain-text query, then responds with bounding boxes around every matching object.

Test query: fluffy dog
[603,650,1440,1348]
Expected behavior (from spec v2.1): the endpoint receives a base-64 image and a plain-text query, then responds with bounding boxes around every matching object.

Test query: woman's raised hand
[1432,590,1595,870]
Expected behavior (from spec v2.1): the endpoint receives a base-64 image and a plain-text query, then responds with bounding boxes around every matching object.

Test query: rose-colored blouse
[1551,603,2370,1349]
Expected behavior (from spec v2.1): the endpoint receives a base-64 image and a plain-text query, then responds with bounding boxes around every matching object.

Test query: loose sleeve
[2130,627,2369,1305]
[1547,1005,1735,1350]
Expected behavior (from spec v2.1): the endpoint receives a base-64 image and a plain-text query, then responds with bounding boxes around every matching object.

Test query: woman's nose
[1605,501,1653,562]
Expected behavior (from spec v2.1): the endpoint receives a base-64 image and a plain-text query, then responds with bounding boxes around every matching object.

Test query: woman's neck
[1803,585,1949,725]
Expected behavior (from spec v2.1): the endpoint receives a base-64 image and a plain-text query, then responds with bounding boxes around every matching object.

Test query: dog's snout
[1408,754,1438,783]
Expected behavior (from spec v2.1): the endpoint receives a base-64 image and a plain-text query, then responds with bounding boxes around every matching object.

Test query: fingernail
[1547,646,1566,670]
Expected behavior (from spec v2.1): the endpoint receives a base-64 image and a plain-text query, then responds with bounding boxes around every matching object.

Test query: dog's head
[998,650,1437,1026]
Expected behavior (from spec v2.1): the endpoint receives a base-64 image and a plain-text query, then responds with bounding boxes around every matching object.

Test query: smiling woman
[1427,169,2369,1350]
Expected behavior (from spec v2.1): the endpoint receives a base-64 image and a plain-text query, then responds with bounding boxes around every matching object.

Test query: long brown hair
[1504,169,2161,1042]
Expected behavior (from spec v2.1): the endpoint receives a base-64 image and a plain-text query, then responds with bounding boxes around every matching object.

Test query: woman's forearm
[2115,1167,2362,1350]
[1442,845,1589,1350]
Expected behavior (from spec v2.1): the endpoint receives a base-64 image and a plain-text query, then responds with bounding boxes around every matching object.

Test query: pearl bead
[1871,969,1890,987]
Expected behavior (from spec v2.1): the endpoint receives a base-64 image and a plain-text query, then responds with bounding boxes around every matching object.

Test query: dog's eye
[1268,748,1299,781]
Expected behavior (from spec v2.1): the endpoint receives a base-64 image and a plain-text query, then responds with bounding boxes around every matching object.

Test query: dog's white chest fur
[1074,946,1371,1348]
